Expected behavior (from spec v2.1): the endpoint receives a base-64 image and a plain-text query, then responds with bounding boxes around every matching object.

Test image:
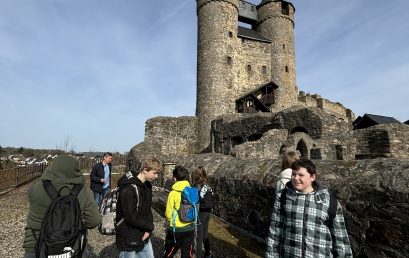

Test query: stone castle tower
[196,0,298,151]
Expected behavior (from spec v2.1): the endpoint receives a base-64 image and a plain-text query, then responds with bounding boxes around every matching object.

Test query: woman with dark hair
[193,166,214,258]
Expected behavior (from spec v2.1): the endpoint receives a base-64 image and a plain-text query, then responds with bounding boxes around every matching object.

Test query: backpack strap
[279,188,287,216]
[70,184,83,197]
[327,191,338,226]
[42,180,58,200]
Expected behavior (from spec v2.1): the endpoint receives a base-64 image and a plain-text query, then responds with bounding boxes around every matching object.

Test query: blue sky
[1,0,408,153]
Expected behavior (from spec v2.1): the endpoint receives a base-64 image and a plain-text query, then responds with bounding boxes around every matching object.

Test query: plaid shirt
[266,182,352,258]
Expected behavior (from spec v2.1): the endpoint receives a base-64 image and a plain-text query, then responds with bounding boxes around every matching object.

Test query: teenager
[193,166,214,258]
[163,165,195,258]
[276,150,300,193]
[116,156,162,258]
[266,158,353,257]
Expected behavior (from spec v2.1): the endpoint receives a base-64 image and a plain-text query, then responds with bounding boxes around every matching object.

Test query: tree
[56,135,76,153]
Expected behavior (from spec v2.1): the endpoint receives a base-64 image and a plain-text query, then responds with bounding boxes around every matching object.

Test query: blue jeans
[94,187,109,205]
[119,240,154,258]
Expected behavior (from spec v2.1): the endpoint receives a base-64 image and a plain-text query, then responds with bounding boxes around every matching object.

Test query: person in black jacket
[90,152,112,204]
[116,156,162,258]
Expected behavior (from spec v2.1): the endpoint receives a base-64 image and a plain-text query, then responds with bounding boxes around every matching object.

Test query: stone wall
[144,116,197,156]
[298,91,355,121]
[232,129,288,159]
[354,123,409,159]
[168,153,409,258]
[211,107,355,160]
[235,39,271,97]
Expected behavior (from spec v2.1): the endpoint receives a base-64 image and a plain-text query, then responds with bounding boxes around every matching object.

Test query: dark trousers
[196,212,211,258]
[163,229,194,258]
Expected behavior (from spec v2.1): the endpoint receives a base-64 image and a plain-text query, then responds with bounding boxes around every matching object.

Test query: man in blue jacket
[90,152,112,204]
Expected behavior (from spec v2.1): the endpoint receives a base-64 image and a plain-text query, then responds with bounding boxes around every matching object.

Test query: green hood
[41,155,84,185]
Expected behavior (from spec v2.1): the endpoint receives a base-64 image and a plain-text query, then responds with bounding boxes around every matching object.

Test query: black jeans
[196,212,211,258]
[163,229,194,258]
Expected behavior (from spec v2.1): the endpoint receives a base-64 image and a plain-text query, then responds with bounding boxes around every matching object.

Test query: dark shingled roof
[404,120,409,125]
[353,114,401,129]
[238,27,272,43]
[237,81,279,100]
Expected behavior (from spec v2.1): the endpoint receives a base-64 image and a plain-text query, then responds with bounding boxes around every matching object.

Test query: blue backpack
[172,186,199,225]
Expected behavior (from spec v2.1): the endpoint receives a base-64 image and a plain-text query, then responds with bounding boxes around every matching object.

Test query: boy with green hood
[23,155,101,258]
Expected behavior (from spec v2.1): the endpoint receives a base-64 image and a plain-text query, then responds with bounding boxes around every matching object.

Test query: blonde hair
[140,156,162,173]
[281,150,300,170]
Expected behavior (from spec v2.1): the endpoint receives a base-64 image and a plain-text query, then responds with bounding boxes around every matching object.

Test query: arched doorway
[296,139,308,158]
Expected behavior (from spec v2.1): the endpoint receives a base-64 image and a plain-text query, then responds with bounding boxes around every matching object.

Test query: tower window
[285,66,289,72]
[262,66,267,74]
[283,44,286,49]
[247,65,251,72]
[251,6,255,12]
[227,56,232,65]
[282,2,290,15]
[228,31,233,38]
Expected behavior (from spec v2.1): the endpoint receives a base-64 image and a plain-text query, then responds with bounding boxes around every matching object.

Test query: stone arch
[291,126,308,135]
[283,132,314,159]
[296,139,308,158]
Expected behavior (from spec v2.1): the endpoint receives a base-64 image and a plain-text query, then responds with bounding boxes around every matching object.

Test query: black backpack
[280,188,338,226]
[35,180,86,258]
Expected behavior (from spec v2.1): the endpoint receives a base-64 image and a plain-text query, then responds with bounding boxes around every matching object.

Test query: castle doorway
[296,139,308,158]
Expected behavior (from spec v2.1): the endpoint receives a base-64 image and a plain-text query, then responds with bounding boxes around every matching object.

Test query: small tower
[196,0,240,151]
[256,0,298,110]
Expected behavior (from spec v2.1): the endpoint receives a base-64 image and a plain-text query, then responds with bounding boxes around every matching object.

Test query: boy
[116,156,162,258]
[266,158,352,257]
[163,165,195,258]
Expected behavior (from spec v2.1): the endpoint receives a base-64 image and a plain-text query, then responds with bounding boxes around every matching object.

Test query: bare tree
[56,135,76,153]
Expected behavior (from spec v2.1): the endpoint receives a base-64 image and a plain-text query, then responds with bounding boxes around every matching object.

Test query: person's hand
[100,179,105,183]
[142,232,150,241]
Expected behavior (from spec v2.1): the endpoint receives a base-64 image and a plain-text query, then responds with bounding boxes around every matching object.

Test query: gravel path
[0,180,264,258]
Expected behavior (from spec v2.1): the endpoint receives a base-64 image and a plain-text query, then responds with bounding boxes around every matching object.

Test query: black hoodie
[115,171,154,252]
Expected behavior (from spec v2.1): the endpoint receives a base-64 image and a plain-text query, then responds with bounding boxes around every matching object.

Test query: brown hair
[292,158,317,176]
[281,150,300,170]
[193,166,207,186]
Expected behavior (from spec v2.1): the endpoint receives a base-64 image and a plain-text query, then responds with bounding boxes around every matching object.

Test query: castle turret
[196,0,239,151]
[256,0,298,110]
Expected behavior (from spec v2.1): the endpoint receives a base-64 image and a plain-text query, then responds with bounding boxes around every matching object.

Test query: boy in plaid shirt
[266,158,352,258]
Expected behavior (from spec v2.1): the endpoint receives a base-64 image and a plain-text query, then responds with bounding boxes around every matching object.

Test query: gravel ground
[0,180,264,258]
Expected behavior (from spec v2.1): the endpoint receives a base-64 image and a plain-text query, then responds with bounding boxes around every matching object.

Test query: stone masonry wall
[354,123,409,159]
[256,1,297,111]
[144,116,197,156]
[170,153,409,258]
[234,39,271,98]
[298,91,355,121]
[232,129,288,159]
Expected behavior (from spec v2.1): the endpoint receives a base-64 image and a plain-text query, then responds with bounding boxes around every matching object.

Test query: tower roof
[238,26,272,43]
[352,114,401,129]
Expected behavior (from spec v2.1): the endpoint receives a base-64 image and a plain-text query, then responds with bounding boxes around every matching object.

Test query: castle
[130,1,409,256]
[132,0,407,162]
